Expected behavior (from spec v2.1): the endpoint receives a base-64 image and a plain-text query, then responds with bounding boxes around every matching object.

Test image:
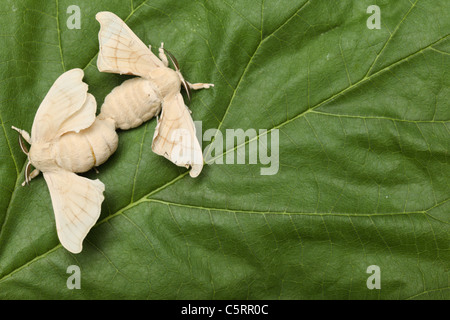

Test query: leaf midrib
[0,194,448,284]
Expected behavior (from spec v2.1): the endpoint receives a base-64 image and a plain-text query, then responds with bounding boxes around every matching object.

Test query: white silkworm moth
[96,11,214,177]
[11,68,118,254]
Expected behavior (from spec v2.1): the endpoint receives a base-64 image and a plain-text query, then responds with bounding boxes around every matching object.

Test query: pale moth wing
[44,170,105,254]
[96,11,164,78]
[31,68,95,144]
[152,93,203,177]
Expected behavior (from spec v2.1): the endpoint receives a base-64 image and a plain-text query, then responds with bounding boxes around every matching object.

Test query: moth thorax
[28,141,57,172]
[150,67,181,98]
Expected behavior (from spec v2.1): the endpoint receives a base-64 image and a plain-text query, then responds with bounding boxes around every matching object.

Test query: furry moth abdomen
[98,77,162,130]
[56,117,118,172]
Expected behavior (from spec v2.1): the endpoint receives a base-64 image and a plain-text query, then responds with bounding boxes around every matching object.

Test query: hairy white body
[96,11,213,177]
[55,117,118,172]
[99,77,161,130]
[12,68,118,254]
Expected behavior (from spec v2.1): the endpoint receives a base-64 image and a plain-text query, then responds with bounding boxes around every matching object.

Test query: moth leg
[187,81,214,90]
[29,168,40,180]
[21,168,40,186]
[11,126,31,144]
[158,42,169,67]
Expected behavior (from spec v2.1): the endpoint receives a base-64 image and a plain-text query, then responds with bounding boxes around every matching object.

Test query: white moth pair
[11,11,213,253]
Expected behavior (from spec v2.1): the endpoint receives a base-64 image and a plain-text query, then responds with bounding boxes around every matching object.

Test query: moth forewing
[152,94,204,177]
[31,69,93,143]
[44,170,105,254]
[169,129,203,177]
[96,11,164,77]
